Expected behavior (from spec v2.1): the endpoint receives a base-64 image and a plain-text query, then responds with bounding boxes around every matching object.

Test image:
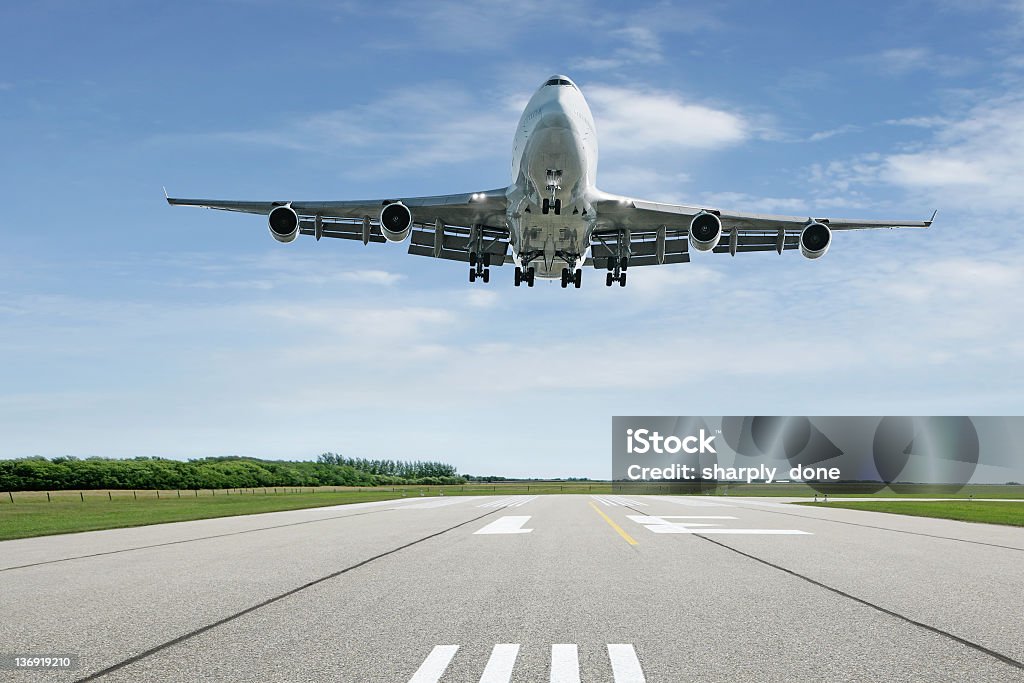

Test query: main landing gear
[560,268,582,289]
[514,266,536,287]
[469,252,490,283]
[542,198,562,215]
[606,256,628,287]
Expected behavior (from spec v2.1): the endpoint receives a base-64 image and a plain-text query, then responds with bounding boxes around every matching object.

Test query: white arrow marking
[474,516,533,535]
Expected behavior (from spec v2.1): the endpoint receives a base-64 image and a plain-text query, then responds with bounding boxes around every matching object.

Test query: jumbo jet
[167,74,933,288]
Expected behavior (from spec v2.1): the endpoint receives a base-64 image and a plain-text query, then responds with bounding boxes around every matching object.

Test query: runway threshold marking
[589,502,638,546]
[476,495,538,509]
[479,643,520,683]
[474,516,533,535]
[408,645,459,683]
[608,644,646,683]
[551,644,581,683]
[408,643,646,682]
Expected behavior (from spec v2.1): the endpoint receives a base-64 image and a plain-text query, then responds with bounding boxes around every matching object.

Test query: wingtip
[927,209,938,226]
[163,186,170,203]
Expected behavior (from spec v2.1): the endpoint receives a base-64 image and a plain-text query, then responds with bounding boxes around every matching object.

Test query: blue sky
[1,1,1022,478]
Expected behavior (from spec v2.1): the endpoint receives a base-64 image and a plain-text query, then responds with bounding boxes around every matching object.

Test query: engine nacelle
[799,221,831,259]
[689,211,722,252]
[380,202,413,242]
[268,205,299,243]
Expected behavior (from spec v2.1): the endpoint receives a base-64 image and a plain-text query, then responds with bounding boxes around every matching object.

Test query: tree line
[0,454,466,491]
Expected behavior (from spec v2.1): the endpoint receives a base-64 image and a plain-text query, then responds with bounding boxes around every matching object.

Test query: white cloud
[589,85,749,152]
[863,47,976,77]
[818,96,1024,211]
[175,82,517,174]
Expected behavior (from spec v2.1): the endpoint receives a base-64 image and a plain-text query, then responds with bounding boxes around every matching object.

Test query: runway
[1,495,1022,682]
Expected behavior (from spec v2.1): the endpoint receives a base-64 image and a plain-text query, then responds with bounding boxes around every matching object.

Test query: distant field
[0,483,611,540]
[795,500,1024,527]
[3,482,1023,540]
[0,490,410,541]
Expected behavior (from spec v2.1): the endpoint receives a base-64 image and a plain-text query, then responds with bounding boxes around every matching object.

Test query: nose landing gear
[542,170,563,215]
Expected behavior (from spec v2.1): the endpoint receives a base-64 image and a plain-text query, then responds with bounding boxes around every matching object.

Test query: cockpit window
[544,78,575,87]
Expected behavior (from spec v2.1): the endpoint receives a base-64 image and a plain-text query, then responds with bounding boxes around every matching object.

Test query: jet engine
[689,211,722,252]
[268,205,300,243]
[380,202,413,242]
[799,221,831,259]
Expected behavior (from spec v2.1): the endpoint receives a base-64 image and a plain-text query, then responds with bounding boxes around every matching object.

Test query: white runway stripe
[550,644,581,683]
[408,645,458,683]
[592,495,648,507]
[478,643,519,683]
[608,495,647,506]
[647,496,731,507]
[394,497,483,509]
[476,495,538,508]
[411,643,647,681]
[608,644,646,683]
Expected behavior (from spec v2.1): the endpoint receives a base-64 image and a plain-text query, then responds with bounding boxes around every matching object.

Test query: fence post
[133,490,137,500]
[80,491,84,502]
[8,491,13,504]
[47,491,51,502]
[195,490,198,497]
[108,491,112,501]
[157,490,160,499]
[177,490,181,498]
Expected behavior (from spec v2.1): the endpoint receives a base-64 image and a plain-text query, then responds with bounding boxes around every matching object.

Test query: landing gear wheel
[560,268,569,288]
[606,272,613,287]
[573,269,582,288]
[469,269,476,282]
[607,258,615,271]
[619,272,627,287]
[542,198,550,215]
[554,199,562,216]
[482,269,490,283]
[483,254,491,267]
[469,252,478,267]
[619,256,628,270]
[514,268,522,287]
[527,267,536,287]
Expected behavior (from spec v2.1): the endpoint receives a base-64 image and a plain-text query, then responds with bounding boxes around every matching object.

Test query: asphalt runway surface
[2,495,1023,682]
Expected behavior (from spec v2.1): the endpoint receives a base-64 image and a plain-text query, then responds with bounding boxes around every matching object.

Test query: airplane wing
[166,188,514,265]
[587,191,934,267]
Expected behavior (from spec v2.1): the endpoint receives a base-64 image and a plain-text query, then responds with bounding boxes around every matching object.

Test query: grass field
[3,482,1023,540]
[795,500,1024,527]
[0,483,612,541]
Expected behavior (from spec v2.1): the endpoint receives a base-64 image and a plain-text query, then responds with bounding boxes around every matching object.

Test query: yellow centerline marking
[589,502,639,546]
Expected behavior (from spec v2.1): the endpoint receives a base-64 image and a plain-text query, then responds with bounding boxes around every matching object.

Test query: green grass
[794,500,1024,527]
[0,490,416,541]
[0,482,612,540]
[3,482,1022,540]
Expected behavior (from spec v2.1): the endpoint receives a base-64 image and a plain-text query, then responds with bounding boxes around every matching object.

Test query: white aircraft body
[168,75,933,288]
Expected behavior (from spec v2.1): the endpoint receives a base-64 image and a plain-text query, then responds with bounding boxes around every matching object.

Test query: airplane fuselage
[507,76,599,278]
